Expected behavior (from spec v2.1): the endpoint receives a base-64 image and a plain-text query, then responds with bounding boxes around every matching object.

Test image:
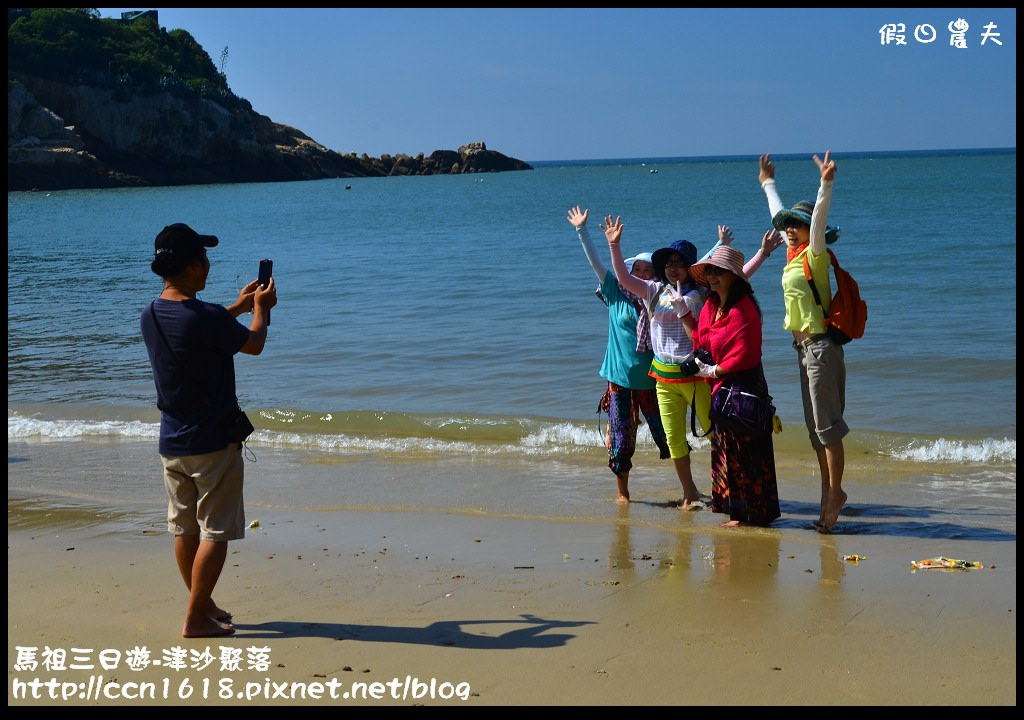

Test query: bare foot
[208,600,232,622]
[680,497,707,511]
[182,616,235,639]
[719,520,752,527]
[615,494,630,505]
[821,489,848,530]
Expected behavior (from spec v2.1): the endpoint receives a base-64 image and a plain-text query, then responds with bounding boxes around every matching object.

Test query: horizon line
[526,146,1016,165]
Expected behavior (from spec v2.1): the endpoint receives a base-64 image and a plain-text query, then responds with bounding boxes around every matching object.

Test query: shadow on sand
[232,613,595,649]
[774,499,1015,540]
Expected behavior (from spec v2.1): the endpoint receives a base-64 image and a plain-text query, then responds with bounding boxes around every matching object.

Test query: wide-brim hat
[689,245,751,287]
[651,240,698,282]
[771,200,841,244]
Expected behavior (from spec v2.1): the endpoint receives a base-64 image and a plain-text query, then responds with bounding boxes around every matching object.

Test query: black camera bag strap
[691,386,711,439]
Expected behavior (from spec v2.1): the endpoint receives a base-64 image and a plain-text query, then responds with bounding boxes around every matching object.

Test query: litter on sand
[910,556,984,570]
[248,519,260,529]
[843,554,866,563]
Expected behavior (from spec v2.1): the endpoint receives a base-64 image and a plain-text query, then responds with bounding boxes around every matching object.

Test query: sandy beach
[8,459,1016,706]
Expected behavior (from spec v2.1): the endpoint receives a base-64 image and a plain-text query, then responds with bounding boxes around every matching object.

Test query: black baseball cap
[154,223,219,254]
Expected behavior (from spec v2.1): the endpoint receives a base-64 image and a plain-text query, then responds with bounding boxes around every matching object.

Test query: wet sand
[7,496,1016,706]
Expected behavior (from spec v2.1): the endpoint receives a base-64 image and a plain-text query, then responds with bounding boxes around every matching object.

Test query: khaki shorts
[796,337,849,450]
[161,443,245,541]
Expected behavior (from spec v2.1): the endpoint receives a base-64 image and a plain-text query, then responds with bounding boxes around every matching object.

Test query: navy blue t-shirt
[140,298,251,456]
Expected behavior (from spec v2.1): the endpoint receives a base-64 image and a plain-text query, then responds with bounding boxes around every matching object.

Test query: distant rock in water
[358,142,532,177]
[7,76,532,191]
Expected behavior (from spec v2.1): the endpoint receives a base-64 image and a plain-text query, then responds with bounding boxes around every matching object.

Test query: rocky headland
[8,75,532,191]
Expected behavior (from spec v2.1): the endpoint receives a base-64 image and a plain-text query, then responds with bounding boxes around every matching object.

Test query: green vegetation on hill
[8,7,249,110]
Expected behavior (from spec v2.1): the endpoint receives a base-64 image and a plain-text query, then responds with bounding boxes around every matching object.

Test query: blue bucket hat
[651,240,698,283]
[772,200,841,244]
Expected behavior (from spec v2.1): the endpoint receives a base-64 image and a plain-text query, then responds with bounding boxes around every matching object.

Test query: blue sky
[96,8,1016,162]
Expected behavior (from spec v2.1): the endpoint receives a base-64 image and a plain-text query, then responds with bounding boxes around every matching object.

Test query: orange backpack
[803,248,867,345]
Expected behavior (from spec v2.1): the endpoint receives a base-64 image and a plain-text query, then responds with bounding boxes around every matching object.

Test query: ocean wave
[7,414,597,457]
[522,422,603,447]
[249,429,594,456]
[8,412,1012,465]
[520,422,711,451]
[887,437,1016,463]
[8,415,159,440]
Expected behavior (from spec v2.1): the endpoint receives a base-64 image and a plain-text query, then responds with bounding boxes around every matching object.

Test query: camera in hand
[257,259,272,325]
[257,259,273,287]
[679,348,714,378]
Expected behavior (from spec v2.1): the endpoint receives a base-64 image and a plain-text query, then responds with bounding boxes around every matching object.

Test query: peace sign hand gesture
[814,150,837,182]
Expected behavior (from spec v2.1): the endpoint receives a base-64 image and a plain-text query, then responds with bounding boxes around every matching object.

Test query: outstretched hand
[814,150,836,182]
[718,225,734,246]
[235,279,259,313]
[567,206,588,228]
[600,215,624,245]
[761,229,784,257]
[758,153,775,183]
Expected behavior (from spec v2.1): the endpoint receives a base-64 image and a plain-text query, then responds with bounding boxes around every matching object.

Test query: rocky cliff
[8,75,532,191]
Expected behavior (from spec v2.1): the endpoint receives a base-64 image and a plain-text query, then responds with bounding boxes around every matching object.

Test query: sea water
[7,150,1016,537]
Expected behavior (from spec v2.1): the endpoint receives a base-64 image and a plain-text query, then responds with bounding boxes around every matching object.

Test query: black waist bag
[224,407,255,443]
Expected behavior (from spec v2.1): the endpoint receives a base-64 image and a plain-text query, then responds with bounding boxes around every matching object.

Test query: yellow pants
[655,380,711,458]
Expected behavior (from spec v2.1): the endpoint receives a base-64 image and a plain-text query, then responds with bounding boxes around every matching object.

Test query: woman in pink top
[690,246,780,527]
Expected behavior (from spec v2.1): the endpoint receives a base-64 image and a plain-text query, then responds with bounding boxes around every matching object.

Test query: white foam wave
[8,414,713,456]
[522,422,603,447]
[888,437,1016,463]
[251,430,593,456]
[520,422,710,450]
[8,415,159,440]
[14,414,1003,464]
[424,415,519,428]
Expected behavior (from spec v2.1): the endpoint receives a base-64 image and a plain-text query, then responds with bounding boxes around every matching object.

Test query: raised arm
[759,153,785,218]
[693,224,735,268]
[810,151,836,255]
[601,215,649,297]
[742,229,784,278]
[567,206,607,280]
